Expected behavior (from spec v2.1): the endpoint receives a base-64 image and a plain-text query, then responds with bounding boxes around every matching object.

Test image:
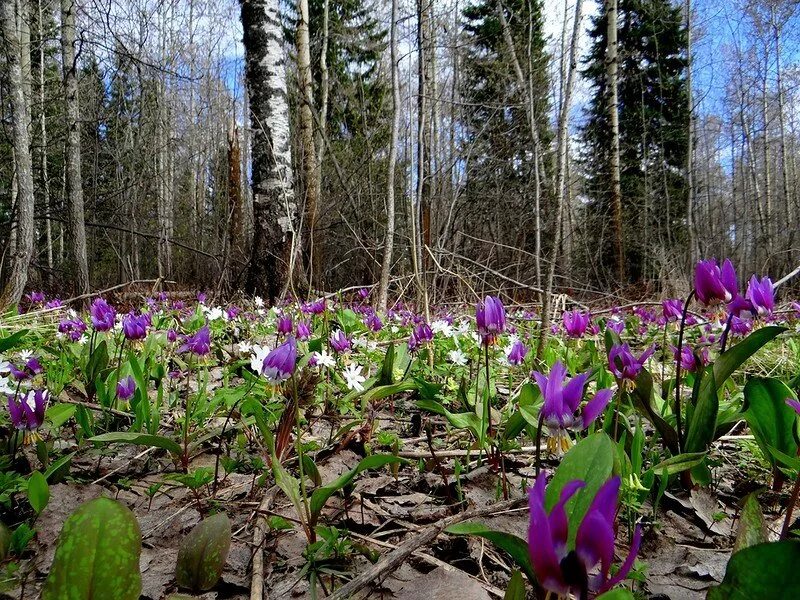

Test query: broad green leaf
[44,452,75,483]
[732,493,767,553]
[684,364,718,454]
[42,497,142,600]
[309,455,405,522]
[504,570,527,600]
[27,471,49,514]
[416,398,484,439]
[707,541,800,599]
[175,513,232,591]
[649,451,707,476]
[596,590,636,600]
[743,378,799,468]
[0,329,28,352]
[46,403,76,429]
[629,367,679,454]
[89,432,182,456]
[446,522,535,584]
[545,433,615,544]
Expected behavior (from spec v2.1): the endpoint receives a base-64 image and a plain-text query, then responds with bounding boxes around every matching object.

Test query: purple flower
[45,299,63,309]
[662,299,683,322]
[507,340,528,366]
[179,325,211,356]
[364,313,383,332]
[302,299,326,315]
[58,318,87,342]
[730,315,752,337]
[528,474,642,598]
[167,329,178,343]
[116,376,136,401]
[226,306,241,320]
[786,397,800,416]
[532,362,613,454]
[358,288,370,300]
[606,319,625,334]
[122,312,149,340]
[694,258,738,306]
[672,345,709,373]
[608,344,654,382]
[277,315,293,336]
[296,320,312,340]
[197,292,207,304]
[90,298,117,332]
[261,337,297,383]
[563,310,590,338]
[26,291,46,305]
[476,296,506,345]
[329,330,351,354]
[8,389,48,433]
[9,357,43,381]
[745,275,774,317]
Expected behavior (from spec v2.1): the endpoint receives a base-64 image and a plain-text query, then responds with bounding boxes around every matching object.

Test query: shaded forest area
[1,0,799,307]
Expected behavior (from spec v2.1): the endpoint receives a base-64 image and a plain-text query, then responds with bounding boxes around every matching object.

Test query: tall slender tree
[241,0,299,301]
[61,0,90,295]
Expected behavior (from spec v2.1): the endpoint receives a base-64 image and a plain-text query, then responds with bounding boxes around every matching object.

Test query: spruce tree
[582,0,689,284]
[460,0,552,265]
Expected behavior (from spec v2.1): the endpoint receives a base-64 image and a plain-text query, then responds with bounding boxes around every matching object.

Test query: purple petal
[576,510,615,585]
[528,476,567,594]
[786,398,800,417]
[563,371,589,413]
[602,524,643,591]
[581,389,613,428]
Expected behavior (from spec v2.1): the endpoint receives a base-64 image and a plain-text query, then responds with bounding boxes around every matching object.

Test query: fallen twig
[250,485,279,600]
[326,496,526,600]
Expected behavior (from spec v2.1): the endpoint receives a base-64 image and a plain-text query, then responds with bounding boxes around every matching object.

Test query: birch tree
[241,0,299,301]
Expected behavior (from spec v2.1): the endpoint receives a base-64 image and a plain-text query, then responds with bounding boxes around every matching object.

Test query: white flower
[353,336,369,349]
[390,325,399,334]
[77,335,88,345]
[19,350,33,362]
[313,350,336,368]
[239,341,253,355]
[254,296,264,308]
[431,320,453,337]
[0,357,10,374]
[469,332,481,345]
[250,345,270,373]
[0,376,14,395]
[342,363,366,391]
[448,349,468,366]
[455,320,471,336]
[205,307,225,321]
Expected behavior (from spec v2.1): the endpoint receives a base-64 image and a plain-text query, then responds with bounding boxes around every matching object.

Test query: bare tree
[0,0,35,308]
[61,0,90,295]
[377,0,400,312]
[606,0,625,283]
[241,0,298,302]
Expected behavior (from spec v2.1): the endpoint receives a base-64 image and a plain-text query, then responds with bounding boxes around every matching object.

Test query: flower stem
[674,290,696,453]
[781,469,800,539]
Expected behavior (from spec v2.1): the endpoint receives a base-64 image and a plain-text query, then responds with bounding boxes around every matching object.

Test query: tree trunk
[377,0,400,312]
[227,121,247,281]
[0,0,35,308]
[606,0,625,283]
[536,0,582,359]
[61,0,90,296]
[241,0,298,302]
[296,0,318,288]
[685,0,699,266]
[38,0,53,281]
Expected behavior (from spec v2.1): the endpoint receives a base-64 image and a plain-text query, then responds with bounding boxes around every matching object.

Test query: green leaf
[416,398,485,439]
[503,570,527,600]
[42,497,142,600]
[684,364,718,454]
[596,590,636,600]
[545,433,615,545]
[309,455,405,522]
[0,329,28,352]
[27,471,49,514]
[768,446,800,472]
[46,403,76,429]
[649,452,708,476]
[629,367,680,454]
[707,541,800,599]
[732,493,768,553]
[175,513,232,592]
[89,432,182,456]
[743,378,799,468]
[446,522,535,584]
